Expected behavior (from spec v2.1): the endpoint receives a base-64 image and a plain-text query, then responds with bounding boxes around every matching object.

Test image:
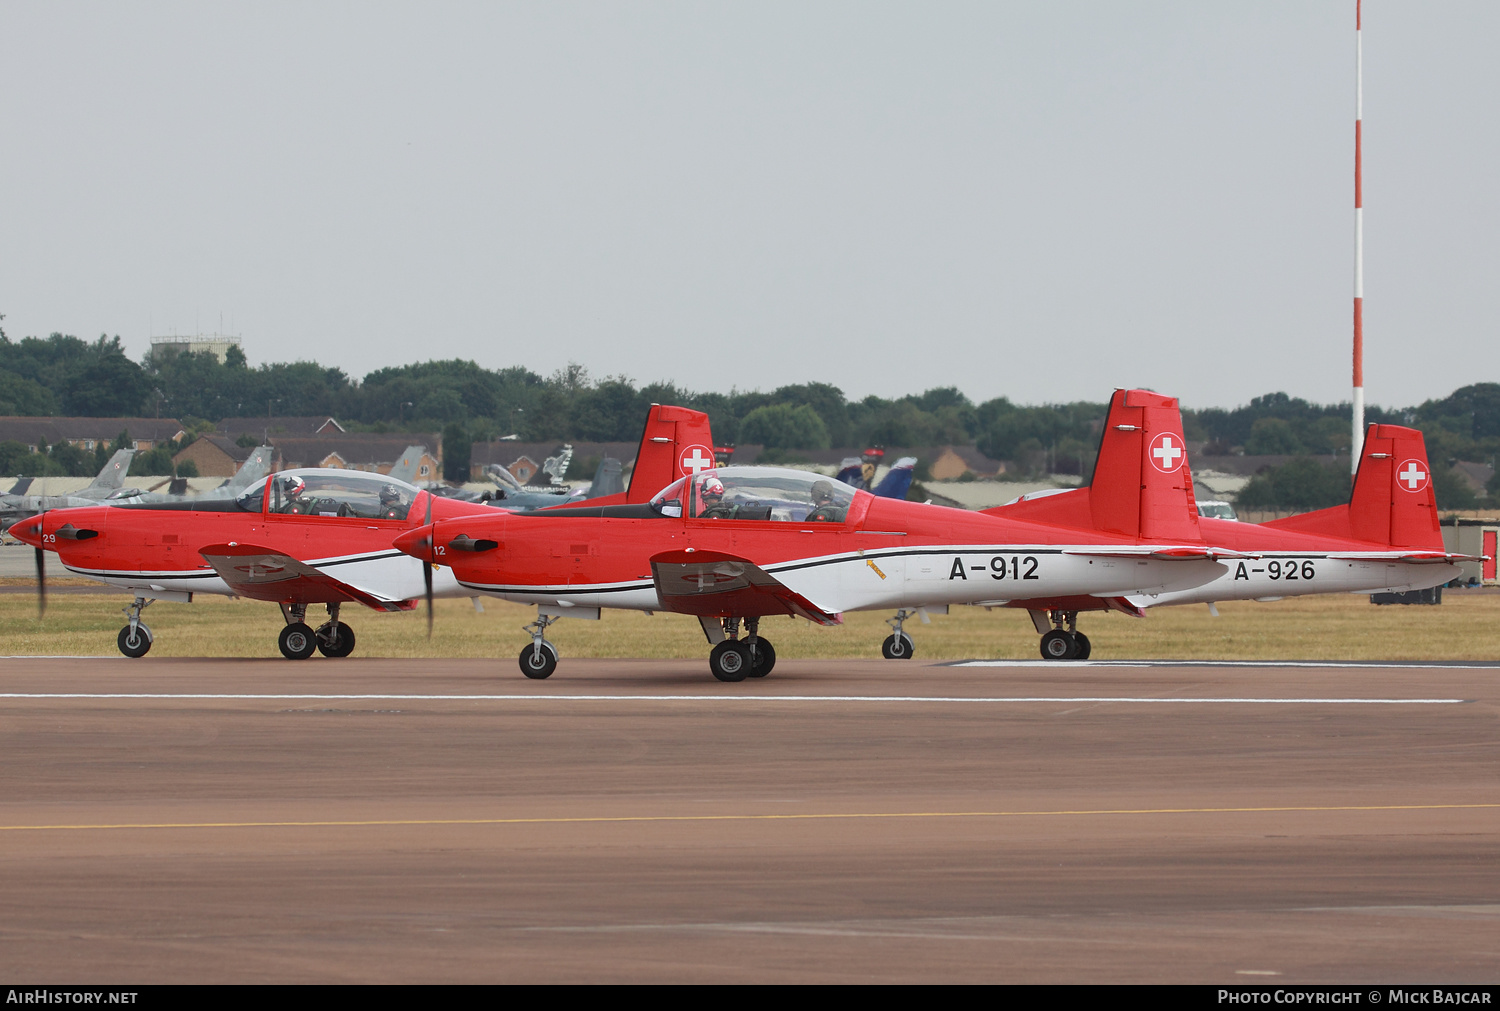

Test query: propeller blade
[423,491,434,637]
[424,558,434,638]
[34,544,46,618]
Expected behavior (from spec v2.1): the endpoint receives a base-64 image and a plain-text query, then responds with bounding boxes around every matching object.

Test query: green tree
[738,404,830,450]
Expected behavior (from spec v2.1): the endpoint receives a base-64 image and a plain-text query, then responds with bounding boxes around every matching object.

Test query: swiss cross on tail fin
[1088,389,1202,541]
[1263,424,1445,550]
[1352,424,1444,549]
[619,405,715,505]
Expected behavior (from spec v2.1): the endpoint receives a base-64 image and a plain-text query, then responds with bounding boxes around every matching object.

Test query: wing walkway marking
[0,692,1469,704]
[1,802,1496,834]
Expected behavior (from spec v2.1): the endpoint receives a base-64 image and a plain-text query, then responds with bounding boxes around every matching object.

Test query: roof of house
[216,416,345,439]
[271,433,441,468]
[0,416,187,445]
[177,434,257,464]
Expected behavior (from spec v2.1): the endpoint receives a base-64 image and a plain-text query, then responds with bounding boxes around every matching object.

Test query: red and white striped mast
[1351,0,1365,472]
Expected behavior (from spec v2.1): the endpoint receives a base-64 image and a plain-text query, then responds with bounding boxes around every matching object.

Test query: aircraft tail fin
[9,477,33,496]
[89,449,135,491]
[873,457,917,500]
[623,405,715,504]
[1262,424,1444,549]
[585,457,625,499]
[984,389,1201,541]
[226,446,274,494]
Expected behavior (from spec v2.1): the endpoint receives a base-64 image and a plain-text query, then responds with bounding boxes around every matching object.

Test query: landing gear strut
[315,603,356,658]
[882,608,917,660]
[519,611,560,679]
[278,602,316,660]
[1036,609,1091,661]
[707,616,775,682]
[116,596,154,658]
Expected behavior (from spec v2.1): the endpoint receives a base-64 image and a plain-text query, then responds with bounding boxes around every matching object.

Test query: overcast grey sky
[2,2,1494,410]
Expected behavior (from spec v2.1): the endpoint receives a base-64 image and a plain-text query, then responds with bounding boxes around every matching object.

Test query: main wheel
[117,624,152,658]
[519,641,558,679]
[1039,629,1077,660]
[746,638,776,678]
[278,622,317,660]
[709,640,751,682]
[881,632,915,659]
[1071,631,1092,660]
[316,622,356,658]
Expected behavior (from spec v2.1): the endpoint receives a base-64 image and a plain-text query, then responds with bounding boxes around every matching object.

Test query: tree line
[0,321,1495,508]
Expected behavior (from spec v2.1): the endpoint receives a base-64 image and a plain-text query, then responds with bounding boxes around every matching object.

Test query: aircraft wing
[650,549,842,625]
[198,542,415,610]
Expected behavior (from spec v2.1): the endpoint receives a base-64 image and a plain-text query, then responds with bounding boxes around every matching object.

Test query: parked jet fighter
[982,390,1466,659]
[0,449,136,532]
[392,459,1241,682]
[13,406,712,658]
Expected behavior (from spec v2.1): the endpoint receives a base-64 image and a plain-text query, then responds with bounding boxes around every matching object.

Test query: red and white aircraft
[985,389,1467,658]
[392,422,1246,681]
[12,405,713,659]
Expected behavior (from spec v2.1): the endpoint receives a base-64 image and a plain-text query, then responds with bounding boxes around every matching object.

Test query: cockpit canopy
[236,469,421,520]
[649,466,856,523]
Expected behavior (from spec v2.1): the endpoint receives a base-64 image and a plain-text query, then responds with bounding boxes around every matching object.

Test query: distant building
[270,433,441,478]
[173,435,259,478]
[216,416,345,442]
[149,333,243,365]
[0,417,186,454]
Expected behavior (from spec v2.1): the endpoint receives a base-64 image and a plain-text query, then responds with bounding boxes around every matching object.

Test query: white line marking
[954,660,1500,670]
[0,693,1466,704]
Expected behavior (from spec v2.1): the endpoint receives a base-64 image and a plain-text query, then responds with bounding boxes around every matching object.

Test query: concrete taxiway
[0,656,1496,983]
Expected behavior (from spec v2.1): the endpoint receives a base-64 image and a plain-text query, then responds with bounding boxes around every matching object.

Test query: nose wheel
[881,632,914,659]
[518,611,562,678]
[519,641,559,679]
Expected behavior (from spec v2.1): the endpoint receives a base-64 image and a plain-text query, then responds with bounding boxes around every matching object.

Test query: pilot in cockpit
[699,476,734,519]
[378,484,406,519]
[278,475,309,514]
[807,480,846,522]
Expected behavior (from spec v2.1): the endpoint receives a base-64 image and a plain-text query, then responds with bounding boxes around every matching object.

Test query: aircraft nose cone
[11,515,43,548]
[392,525,432,558]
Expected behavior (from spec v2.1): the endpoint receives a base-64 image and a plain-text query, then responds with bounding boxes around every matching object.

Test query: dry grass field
[2,578,1497,662]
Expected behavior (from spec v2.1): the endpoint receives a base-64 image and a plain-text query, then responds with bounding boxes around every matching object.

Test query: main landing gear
[1034,609,1091,661]
[278,602,358,660]
[706,616,775,683]
[117,597,155,658]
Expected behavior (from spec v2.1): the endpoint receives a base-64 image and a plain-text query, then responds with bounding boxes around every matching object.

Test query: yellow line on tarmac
[1,802,1497,833]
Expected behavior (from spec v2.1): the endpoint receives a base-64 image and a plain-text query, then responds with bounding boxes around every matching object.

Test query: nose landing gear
[882,608,917,660]
[116,597,154,658]
[519,611,560,679]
